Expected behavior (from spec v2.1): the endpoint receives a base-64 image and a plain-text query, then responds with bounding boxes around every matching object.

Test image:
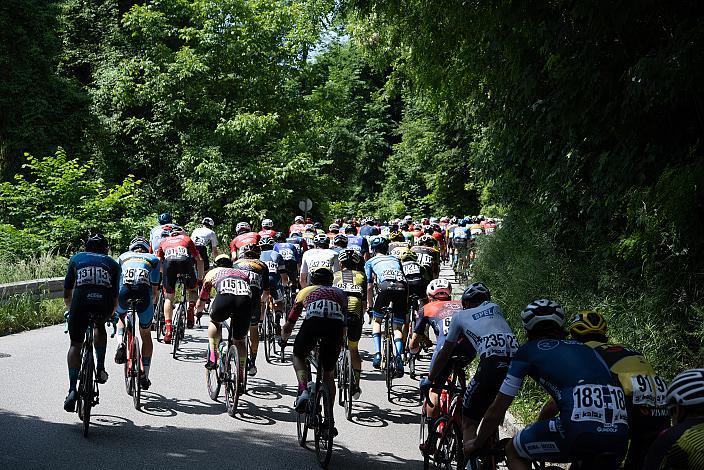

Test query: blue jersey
[260,250,286,286]
[364,255,406,284]
[347,235,369,255]
[64,251,121,300]
[117,251,161,288]
[500,339,629,431]
[359,225,380,237]
[276,241,301,263]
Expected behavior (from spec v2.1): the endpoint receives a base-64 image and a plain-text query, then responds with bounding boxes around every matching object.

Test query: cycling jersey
[410,245,439,279]
[64,251,121,343]
[414,300,466,362]
[333,270,366,318]
[402,230,414,243]
[157,234,200,294]
[149,224,172,253]
[644,417,704,470]
[191,227,217,249]
[302,232,315,248]
[501,338,629,462]
[289,223,306,235]
[365,255,408,324]
[199,267,252,339]
[445,301,518,359]
[116,251,161,327]
[359,224,380,237]
[389,241,410,258]
[258,229,277,238]
[157,234,200,262]
[364,255,406,284]
[229,231,260,257]
[346,235,369,255]
[402,260,428,300]
[300,248,340,284]
[451,226,469,248]
[285,235,307,259]
[199,267,252,300]
[274,241,299,278]
[260,249,287,298]
[288,285,348,323]
[233,258,270,326]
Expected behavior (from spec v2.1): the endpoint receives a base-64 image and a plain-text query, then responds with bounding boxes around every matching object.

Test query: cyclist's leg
[347,314,363,385]
[319,318,344,414]
[292,317,318,398]
[136,292,154,380]
[185,261,198,327]
[390,285,409,371]
[92,310,111,381]
[370,282,389,366]
[114,287,128,363]
[162,259,178,339]
[65,302,89,409]
[248,292,263,374]
[461,356,506,448]
[230,296,252,379]
[510,418,570,469]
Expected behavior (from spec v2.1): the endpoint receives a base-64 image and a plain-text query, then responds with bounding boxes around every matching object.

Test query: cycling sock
[208,337,219,362]
[165,319,172,328]
[142,356,151,379]
[296,370,308,393]
[95,345,106,370]
[372,333,381,354]
[68,367,79,392]
[353,369,361,383]
[116,327,124,341]
[394,338,404,357]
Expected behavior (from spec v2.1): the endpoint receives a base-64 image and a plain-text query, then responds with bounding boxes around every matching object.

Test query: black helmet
[158,212,172,225]
[313,222,323,230]
[240,243,261,258]
[461,282,491,308]
[313,233,330,248]
[129,236,150,253]
[214,254,233,268]
[311,267,334,286]
[333,233,348,248]
[85,232,108,254]
[338,248,361,267]
[344,225,357,234]
[258,236,275,248]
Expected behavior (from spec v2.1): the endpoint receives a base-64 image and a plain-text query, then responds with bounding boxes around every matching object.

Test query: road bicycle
[171,274,190,358]
[262,295,280,364]
[336,329,356,421]
[467,437,566,470]
[154,288,165,342]
[74,313,106,437]
[206,318,249,416]
[122,298,142,410]
[420,356,469,470]
[297,340,336,468]
[406,294,420,378]
[380,304,396,401]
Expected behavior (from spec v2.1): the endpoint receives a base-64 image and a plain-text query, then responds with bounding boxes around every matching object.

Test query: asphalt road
[0,265,467,469]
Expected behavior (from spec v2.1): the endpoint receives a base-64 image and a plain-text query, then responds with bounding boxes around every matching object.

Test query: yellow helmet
[569,310,607,337]
[398,248,417,262]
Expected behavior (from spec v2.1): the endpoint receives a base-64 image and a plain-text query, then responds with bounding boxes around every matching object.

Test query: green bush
[0,253,68,284]
[0,297,65,336]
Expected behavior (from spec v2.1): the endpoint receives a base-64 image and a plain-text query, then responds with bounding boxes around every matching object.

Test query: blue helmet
[158,212,172,225]
[370,236,389,251]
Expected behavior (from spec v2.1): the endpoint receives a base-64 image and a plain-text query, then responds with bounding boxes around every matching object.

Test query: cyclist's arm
[299,256,308,288]
[537,398,559,421]
[112,263,121,310]
[210,233,219,258]
[470,392,514,451]
[409,308,427,354]
[63,258,77,308]
[366,280,374,310]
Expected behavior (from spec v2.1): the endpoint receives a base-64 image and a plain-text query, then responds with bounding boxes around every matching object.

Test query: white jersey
[445,301,518,359]
[149,225,167,253]
[300,248,340,283]
[191,227,217,248]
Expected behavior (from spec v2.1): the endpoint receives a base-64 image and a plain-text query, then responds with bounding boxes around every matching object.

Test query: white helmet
[262,218,274,228]
[201,217,214,228]
[520,299,565,331]
[426,278,452,299]
[666,369,704,407]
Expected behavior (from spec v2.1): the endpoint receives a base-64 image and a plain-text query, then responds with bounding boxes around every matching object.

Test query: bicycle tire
[155,291,164,340]
[206,344,221,400]
[344,349,353,421]
[123,324,132,396]
[224,344,240,416]
[172,303,184,358]
[433,419,463,470]
[314,381,334,468]
[336,348,345,407]
[263,307,272,364]
[132,323,141,410]
[385,319,394,399]
[80,346,94,438]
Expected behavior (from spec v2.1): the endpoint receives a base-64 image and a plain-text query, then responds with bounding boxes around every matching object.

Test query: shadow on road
[139,391,223,418]
[350,400,419,428]
[0,409,420,469]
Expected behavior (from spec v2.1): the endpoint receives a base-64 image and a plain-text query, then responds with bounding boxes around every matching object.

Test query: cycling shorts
[117,284,154,328]
[209,293,252,340]
[463,355,510,420]
[624,402,669,470]
[346,314,363,343]
[67,288,114,343]
[163,257,197,294]
[268,276,284,302]
[407,278,428,301]
[514,416,628,464]
[249,292,262,326]
[293,316,344,371]
[195,245,210,271]
[372,281,408,326]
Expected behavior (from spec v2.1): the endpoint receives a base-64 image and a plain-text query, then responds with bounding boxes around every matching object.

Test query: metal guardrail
[0,277,64,300]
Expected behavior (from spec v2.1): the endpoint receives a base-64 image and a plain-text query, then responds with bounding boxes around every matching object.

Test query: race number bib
[193,236,206,246]
[265,260,279,273]
[279,248,295,261]
[631,374,667,407]
[442,317,452,336]
[305,299,343,320]
[219,278,251,297]
[123,267,150,286]
[309,259,332,269]
[402,263,421,276]
[247,271,262,289]
[417,253,433,266]
[571,384,628,426]
[478,333,519,357]
[76,266,112,288]
[164,246,188,259]
[381,269,405,282]
[338,283,363,295]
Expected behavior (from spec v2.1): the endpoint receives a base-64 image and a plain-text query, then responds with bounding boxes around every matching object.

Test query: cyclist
[114,236,160,390]
[431,223,447,262]
[191,217,218,271]
[331,233,348,254]
[63,233,120,412]
[196,255,252,384]
[289,215,306,236]
[365,236,408,377]
[229,221,260,260]
[232,243,270,376]
[156,226,204,341]
[149,212,173,253]
[465,299,629,469]
[388,231,410,258]
[302,224,316,250]
[569,310,668,470]
[299,233,340,288]
[334,249,367,398]
[344,225,370,265]
[423,283,517,445]
[274,231,300,284]
[450,219,469,267]
[259,218,277,238]
[282,267,347,434]
[327,223,341,241]
[359,218,380,238]
[412,234,441,280]
[645,368,704,470]
[259,236,289,343]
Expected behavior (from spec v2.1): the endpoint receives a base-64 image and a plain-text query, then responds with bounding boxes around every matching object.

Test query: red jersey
[258,229,277,239]
[157,234,200,260]
[431,231,446,248]
[229,231,260,255]
[289,223,306,235]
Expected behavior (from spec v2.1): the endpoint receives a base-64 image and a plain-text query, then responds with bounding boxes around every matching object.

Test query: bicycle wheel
[155,292,164,340]
[344,349,354,421]
[314,381,334,468]
[131,327,141,410]
[123,326,132,395]
[336,349,346,407]
[79,348,94,438]
[297,402,309,447]
[385,322,394,400]
[433,419,464,470]
[172,303,184,358]
[206,344,221,400]
[224,344,241,416]
[263,307,272,364]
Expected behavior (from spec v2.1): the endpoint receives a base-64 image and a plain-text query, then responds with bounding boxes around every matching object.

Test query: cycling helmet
[666,369,704,407]
[338,248,361,267]
[427,278,452,299]
[569,310,607,337]
[333,233,348,247]
[389,231,404,242]
[294,215,304,223]
[158,212,172,225]
[129,236,150,253]
[275,231,287,242]
[450,216,458,224]
[236,221,251,234]
[421,217,430,225]
[85,232,108,254]
[262,218,274,228]
[214,254,233,268]
[440,217,449,223]
[313,233,330,248]
[313,222,323,230]
[398,248,417,263]
[418,234,436,247]
[258,236,275,248]
[240,243,261,258]
[370,236,389,252]
[329,223,340,233]
[310,267,334,286]
[344,225,357,234]
[404,215,412,222]
[521,299,566,331]
[461,282,490,307]
[304,224,315,232]
[170,226,185,236]
[290,231,302,237]
[201,217,215,228]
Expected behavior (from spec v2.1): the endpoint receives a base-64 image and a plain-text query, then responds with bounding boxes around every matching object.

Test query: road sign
[298,198,313,212]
